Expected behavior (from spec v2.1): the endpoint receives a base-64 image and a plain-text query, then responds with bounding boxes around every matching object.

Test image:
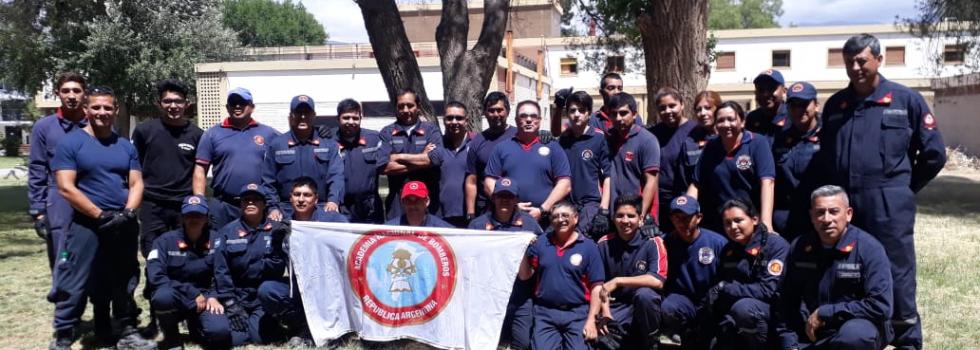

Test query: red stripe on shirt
[652,236,668,280]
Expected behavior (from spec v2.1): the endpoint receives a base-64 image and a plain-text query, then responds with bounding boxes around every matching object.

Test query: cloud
[779,0,920,27]
[305,1,369,43]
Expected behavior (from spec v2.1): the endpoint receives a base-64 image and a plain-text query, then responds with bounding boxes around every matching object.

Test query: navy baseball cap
[290,95,315,111]
[181,195,208,215]
[786,81,817,101]
[227,87,253,103]
[239,183,265,198]
[492,177,519,196]
[670,195,701,215]
[753,69,785,86]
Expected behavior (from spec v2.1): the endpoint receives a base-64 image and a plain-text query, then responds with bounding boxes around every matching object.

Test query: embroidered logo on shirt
[923,113,937,130]
[581,149,593,160]
[768,259,784,276]
[178,143,195,152]
[569,253,583,266]
[253,135,265,146]
[624,151,635,162]
[735,154,753,171]
[636,260,648,272]
[698,247,715,265]
[538,146,550,156]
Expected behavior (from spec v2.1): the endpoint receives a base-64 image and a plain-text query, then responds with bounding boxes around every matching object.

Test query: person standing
[465,92,517,217]
[678,91,722,193]
[193,88,280,229]
[745,69,789,140]
[558,91,612,238]
[605,93,660,230]
[587,73,644,133]
[436,101,473,227]
[818,34,946,350]
[28,72,87,269]
[648,87,698,233]
[772,81,822,237]
[262,94,344,220]
[379,89,444,221]
[336,99,389,224]
[50,87,156,350]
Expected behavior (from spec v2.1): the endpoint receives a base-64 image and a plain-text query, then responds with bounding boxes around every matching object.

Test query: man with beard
[336,98,389,223]
[745,69,789,140]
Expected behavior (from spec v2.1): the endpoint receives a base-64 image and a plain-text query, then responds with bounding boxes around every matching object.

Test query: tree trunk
[636,0,710,125]
[356,0,436,122]
[436,0,509,131]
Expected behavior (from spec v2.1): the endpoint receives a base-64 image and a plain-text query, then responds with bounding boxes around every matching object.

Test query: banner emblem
[348,229,458,327]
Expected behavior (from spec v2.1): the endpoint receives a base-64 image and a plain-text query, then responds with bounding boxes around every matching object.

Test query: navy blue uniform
[597,233,668,347]
[379,121,444,220]
[661,228,728,342]
[818,75,945,349]
[467,126,517,214]
[338,129,389,224]
[651,120,698,231]
[692,131,775,232]
[196,119,280,228]
[468,211,542,350]
[145,229,227,347]
[608,125,661,220]
[588,110,644,134]
[28,111,87,269]
[712,229,789,349]
[262,131,345,217]
[559,126,611,233]
[437,134,472,226]
[771,124,821,237]
[527,232,605,350]
[678,127,713,191]
[775,226,894,350]
[485,137,571,207]
[50,130,142,333]
[746,103,789,140]
[384,213,455,228]
[210,219,290,345]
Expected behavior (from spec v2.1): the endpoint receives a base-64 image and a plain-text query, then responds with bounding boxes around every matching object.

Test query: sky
[305,0,922,44]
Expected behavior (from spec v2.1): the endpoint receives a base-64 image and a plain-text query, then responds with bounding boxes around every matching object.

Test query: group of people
[27,33,944,350]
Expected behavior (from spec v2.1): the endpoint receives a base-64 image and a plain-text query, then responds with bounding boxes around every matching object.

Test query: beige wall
[401,4,560,43]
[934,86,980,157]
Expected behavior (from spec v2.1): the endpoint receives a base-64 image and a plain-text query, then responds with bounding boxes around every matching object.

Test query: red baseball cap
[401,181,429,199]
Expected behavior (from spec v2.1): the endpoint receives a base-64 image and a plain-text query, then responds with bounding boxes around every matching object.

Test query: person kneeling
[596,194,668,350]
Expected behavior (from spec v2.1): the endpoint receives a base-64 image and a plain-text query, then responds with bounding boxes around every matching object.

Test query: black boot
[157,310,184,350]
[48,329,73,350]
[116,325,158,350]
[644,330,661,350]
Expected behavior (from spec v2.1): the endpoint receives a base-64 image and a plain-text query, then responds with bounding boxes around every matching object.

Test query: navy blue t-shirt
[663,228,728,300]
[559,126,611,205]
[597,232,668,300]
[485,137,571,207]
[52,130,141,210]
[438,134,472,219]
[527,231,605,306]
[650,120,697,196]
[196,118,280,197]
[692,130,775,225]
[466,126,518,207]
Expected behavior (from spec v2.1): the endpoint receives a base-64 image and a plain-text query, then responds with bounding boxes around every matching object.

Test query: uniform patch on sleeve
[767,259,784,276]
[147,249,159,261]
[923,113,937,130]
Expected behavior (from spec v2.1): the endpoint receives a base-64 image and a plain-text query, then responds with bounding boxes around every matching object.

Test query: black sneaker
[48,329,73,350]
[116,327,158,350]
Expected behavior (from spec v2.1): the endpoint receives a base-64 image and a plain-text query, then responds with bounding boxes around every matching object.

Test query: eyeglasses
[517,113,541,119]
[444,115,466,121]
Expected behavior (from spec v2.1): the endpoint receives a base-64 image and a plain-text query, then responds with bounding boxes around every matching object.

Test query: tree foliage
[903,0,980,73]
[708,0,783,30]
[221,0,328,47]
[0,0,241,119]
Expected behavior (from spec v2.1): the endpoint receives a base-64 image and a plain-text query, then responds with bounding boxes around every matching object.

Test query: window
[944,44,965,65]
[828,48,844,67]
[885,46,906,66]
[560,57,578,75]
[716,51,735,70]
[772,50,791,68]
[606,55,625,73]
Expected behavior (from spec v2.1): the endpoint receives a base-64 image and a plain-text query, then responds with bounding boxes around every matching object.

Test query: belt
[536,300,586,311]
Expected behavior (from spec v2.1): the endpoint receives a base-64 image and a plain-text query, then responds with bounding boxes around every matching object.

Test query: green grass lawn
[0,171,978,349]
[0,156,27,169]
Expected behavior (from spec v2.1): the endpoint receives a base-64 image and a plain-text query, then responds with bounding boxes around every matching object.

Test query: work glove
[271,221,290,255]
[554,86,574,110]
[594,316,625,350]
[538,130,556,144]
[33,216,49,240]
[97,209,135,232]
[223,299,249,332]
[639,216,661,238]
[703,281,726,311]
[318,125,336,139]
[589,209,610,239]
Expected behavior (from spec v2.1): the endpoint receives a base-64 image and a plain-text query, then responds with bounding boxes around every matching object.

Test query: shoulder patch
[767,259,784,276]
[147,249,159,261]
[923,113,937,130]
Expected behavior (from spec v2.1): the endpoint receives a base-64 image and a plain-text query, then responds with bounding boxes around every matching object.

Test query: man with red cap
[385,181,454,228]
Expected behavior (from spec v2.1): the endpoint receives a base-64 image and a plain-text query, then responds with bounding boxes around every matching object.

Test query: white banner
[289,221,536,349]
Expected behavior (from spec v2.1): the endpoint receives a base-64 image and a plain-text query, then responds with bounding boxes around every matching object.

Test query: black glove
[589,209,610,239]
[639,216,661,238]
[318,125,336,139]
[33,216,49,240]
[703,281,726,310]
[271,221,290,254]
[99,209,136,232]
[223,299,249,332]
[554,86,574,110]
[594,316,625,350]
[538,130,555,144]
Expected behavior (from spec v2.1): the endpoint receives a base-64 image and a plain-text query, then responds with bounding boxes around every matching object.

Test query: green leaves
[221,0,328,47]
